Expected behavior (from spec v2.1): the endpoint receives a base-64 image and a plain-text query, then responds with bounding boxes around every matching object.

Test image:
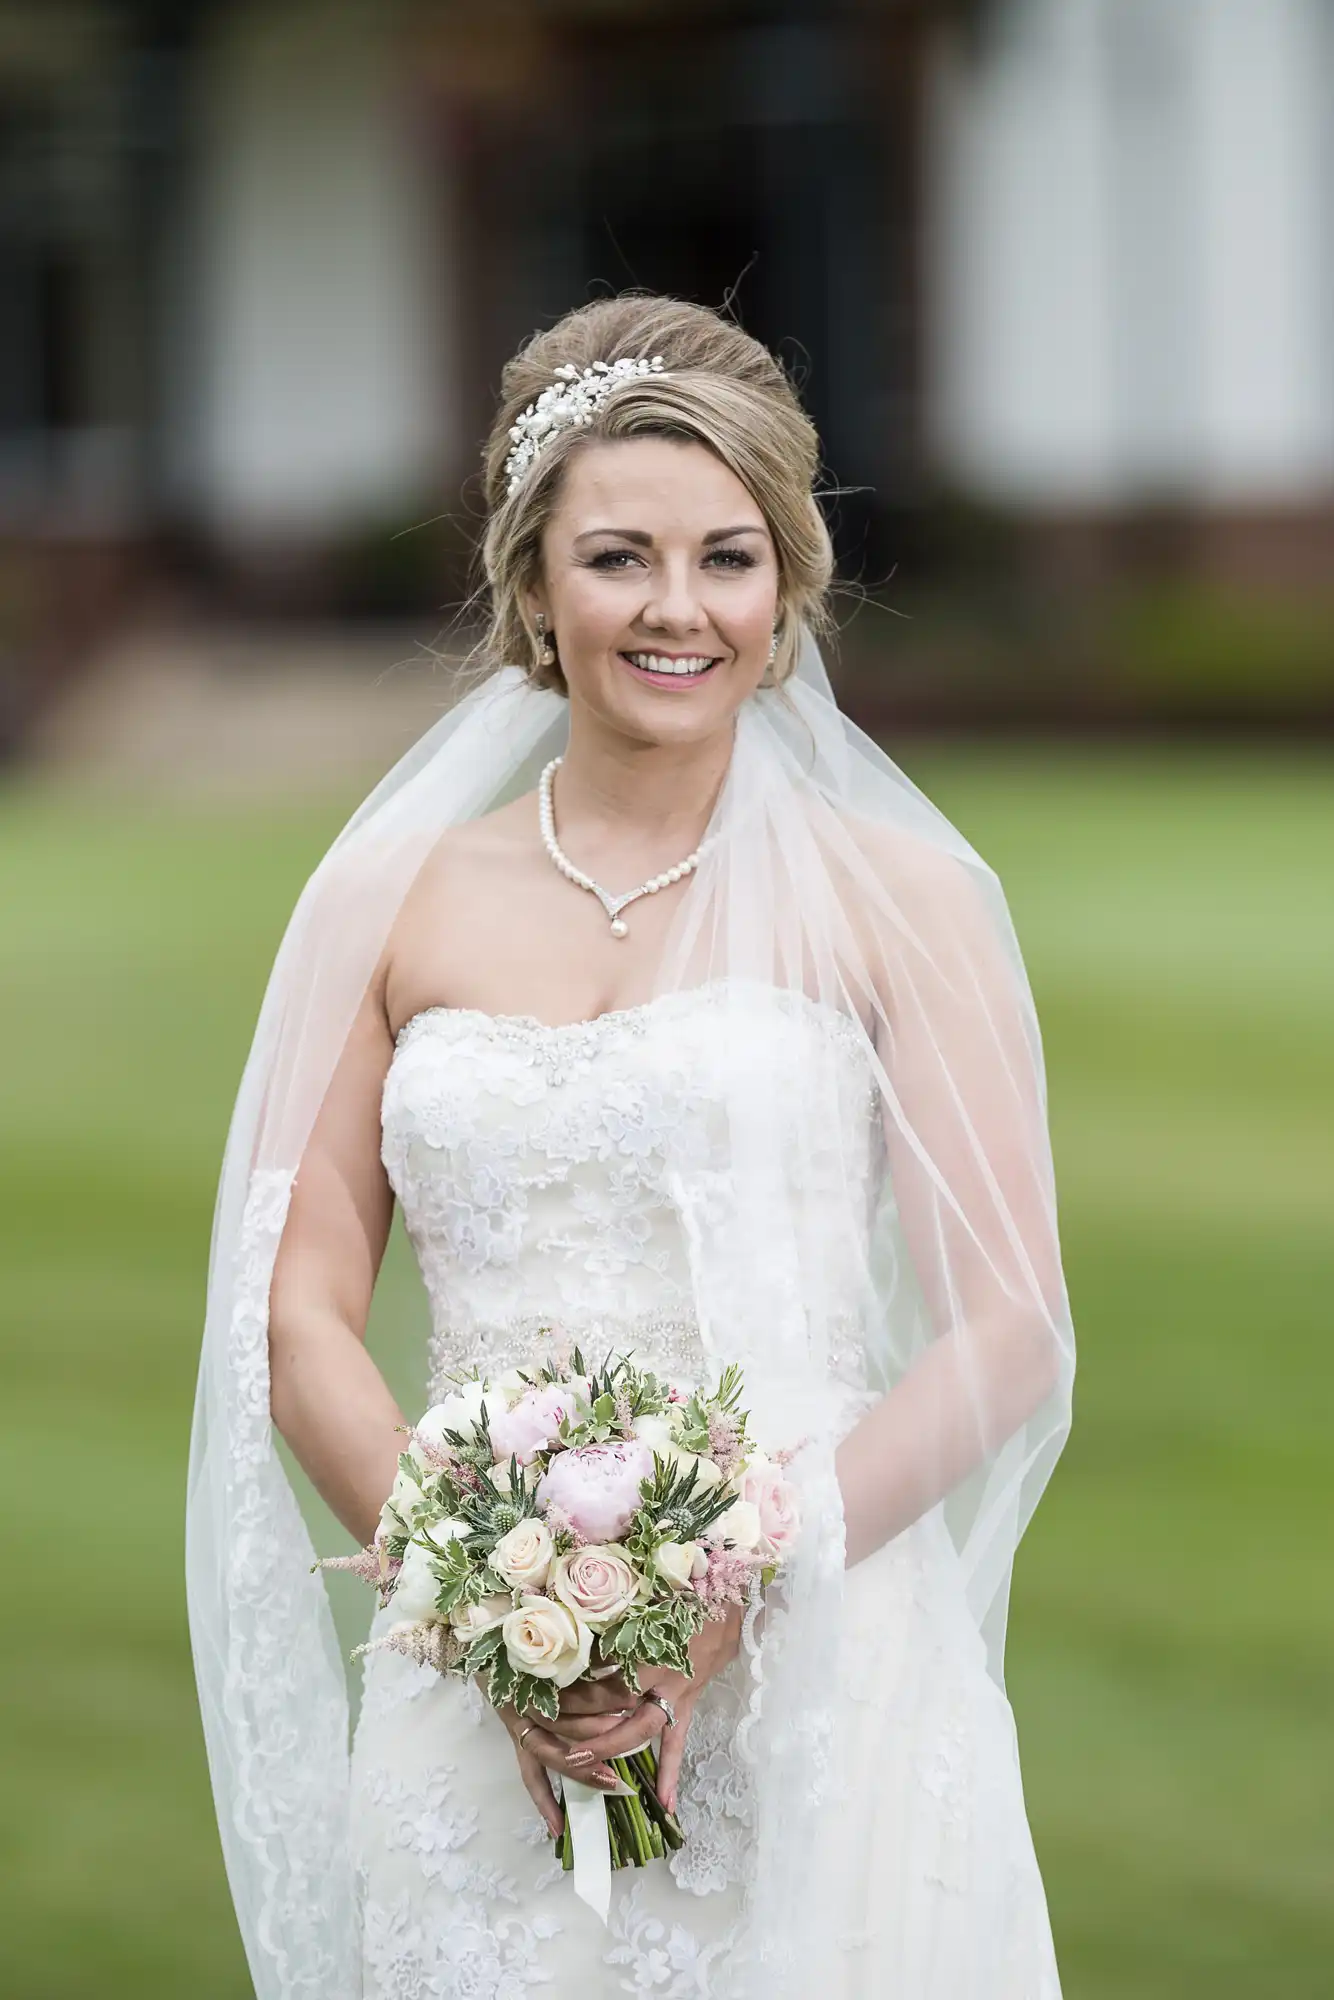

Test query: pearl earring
[767,628,779,665]
[535,614,556,669]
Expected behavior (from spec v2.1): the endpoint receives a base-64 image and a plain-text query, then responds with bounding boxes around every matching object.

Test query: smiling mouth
[620,651,721,682]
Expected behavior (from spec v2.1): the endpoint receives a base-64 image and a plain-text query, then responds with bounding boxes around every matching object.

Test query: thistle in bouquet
[320,1347,801,1884]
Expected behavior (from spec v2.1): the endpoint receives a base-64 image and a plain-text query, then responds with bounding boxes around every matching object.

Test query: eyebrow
[572,524,768,547]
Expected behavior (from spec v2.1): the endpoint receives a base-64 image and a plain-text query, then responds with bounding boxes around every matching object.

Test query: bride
[188,295,1074,1999]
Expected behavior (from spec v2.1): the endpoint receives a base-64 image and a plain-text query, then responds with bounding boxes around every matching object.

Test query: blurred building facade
[3,0,1334,745]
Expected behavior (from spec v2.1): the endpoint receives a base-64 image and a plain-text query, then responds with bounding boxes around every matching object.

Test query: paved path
[28,618,468,801]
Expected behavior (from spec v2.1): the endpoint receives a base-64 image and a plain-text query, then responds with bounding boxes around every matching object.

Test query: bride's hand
[543,1606,745,1815]
[495,1698,628,1838]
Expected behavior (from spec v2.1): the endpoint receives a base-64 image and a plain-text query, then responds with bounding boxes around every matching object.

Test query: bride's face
[530,437,780,747]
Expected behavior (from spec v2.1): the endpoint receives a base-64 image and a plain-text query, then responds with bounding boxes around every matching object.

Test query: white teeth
[626,653,716,676]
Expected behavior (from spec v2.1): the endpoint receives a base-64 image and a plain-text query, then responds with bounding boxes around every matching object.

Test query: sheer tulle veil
[186,632,1075,1999]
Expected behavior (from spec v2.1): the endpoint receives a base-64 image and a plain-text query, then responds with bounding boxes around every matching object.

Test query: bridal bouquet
[321,1347,799,1893]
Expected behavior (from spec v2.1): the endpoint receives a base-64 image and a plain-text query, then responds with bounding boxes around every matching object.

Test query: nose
[642,554,707,636]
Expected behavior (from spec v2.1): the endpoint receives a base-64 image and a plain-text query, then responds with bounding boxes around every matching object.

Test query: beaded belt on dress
[425,1308,868,1402]
[427,1310,706,1399]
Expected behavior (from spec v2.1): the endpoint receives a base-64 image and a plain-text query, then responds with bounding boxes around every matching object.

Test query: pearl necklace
[538,757,707,938]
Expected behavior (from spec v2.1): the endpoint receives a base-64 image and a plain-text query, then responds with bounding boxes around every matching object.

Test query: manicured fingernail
[565,1748,594,1765]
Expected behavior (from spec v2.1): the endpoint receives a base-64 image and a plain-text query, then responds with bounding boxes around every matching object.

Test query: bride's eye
[583,548,643,571]
[705,547,758,571]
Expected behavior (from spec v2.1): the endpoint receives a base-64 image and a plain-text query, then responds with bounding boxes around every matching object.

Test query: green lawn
[2,744,1331,1997]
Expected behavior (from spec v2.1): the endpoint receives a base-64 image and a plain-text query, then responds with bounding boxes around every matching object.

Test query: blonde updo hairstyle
[480,295,834,692]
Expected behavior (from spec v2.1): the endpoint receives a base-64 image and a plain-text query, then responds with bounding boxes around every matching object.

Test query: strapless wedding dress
[353,983,1061,1999]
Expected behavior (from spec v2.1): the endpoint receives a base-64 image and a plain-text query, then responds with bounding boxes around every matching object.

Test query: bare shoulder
[830,808,989,922]
[430,791,539,865]
[406,791,544,901]
[381,790,551,1024]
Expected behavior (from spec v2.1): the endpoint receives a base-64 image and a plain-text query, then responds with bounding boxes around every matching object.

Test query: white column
[925,0,1118,505]
[186,0,449,535]
[1100,0,1205,495]
[926,0,1334,507]
[1194,0,1334,498]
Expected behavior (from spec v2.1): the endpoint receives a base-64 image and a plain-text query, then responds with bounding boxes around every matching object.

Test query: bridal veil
[187,633,1075,1998]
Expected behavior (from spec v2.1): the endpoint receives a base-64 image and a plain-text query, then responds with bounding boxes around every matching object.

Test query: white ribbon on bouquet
[561,1753,644,1926]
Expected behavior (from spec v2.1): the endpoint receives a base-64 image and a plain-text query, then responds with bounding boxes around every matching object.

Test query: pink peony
[736,1465,801,1560]
[489,1383,578,1467]
[536,1440,655,1544]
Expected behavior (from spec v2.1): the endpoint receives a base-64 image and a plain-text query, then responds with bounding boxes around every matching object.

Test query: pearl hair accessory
[538,757,708,939]
[505,356,669,496]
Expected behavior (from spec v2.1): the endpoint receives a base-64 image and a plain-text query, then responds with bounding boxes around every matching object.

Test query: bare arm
[835,853,1069,1567]
[268,970,404,1546]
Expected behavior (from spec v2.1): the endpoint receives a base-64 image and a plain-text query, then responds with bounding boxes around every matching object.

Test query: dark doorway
[446,4,928,581]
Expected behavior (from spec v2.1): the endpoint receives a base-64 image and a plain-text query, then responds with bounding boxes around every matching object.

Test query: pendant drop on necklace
[538,756,709,939]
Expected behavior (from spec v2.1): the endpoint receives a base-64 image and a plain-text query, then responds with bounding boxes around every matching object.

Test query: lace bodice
[379,982,882,1400]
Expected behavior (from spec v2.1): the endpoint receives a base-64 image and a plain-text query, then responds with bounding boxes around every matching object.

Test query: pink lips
[619,653,719,691]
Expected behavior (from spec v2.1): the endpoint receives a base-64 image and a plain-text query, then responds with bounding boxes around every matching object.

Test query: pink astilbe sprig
[404,1425,455,1475]
[448,1457,486,1496]
[353,1619,455,1674]
[315,1544,402,1607]
[317,1547,388,1587]
[541,1502,588,1550]
[693,1546,756,1621]
[706,1411,743,1479]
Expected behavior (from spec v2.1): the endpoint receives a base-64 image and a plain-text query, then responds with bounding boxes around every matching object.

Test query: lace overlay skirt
[349,1517,1061,2000]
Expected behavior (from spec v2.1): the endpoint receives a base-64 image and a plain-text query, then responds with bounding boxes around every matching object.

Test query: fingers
[509,1716,623,1798]
[653,1713,691,1816]
[516,1749,563,1837]
[543,1708,635,1746]
[557,1676,635,1716]
[558,1700,666,1761]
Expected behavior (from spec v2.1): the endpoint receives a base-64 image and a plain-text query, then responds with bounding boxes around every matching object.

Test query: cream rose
[713,1498,763,1552]
[655,1540,705,1590]
[551,1545,643,1631]
[502,1595,593,1686]
[489,1516,553,1591]
[450,1593,513,1641]
[665,1447,723,1494]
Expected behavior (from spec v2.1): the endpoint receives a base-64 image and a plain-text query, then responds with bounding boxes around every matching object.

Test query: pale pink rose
[536,1440,655,1544]
[736,1465,801,1560]
[551,1546,643,1631]
[489,1383,579,1467]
